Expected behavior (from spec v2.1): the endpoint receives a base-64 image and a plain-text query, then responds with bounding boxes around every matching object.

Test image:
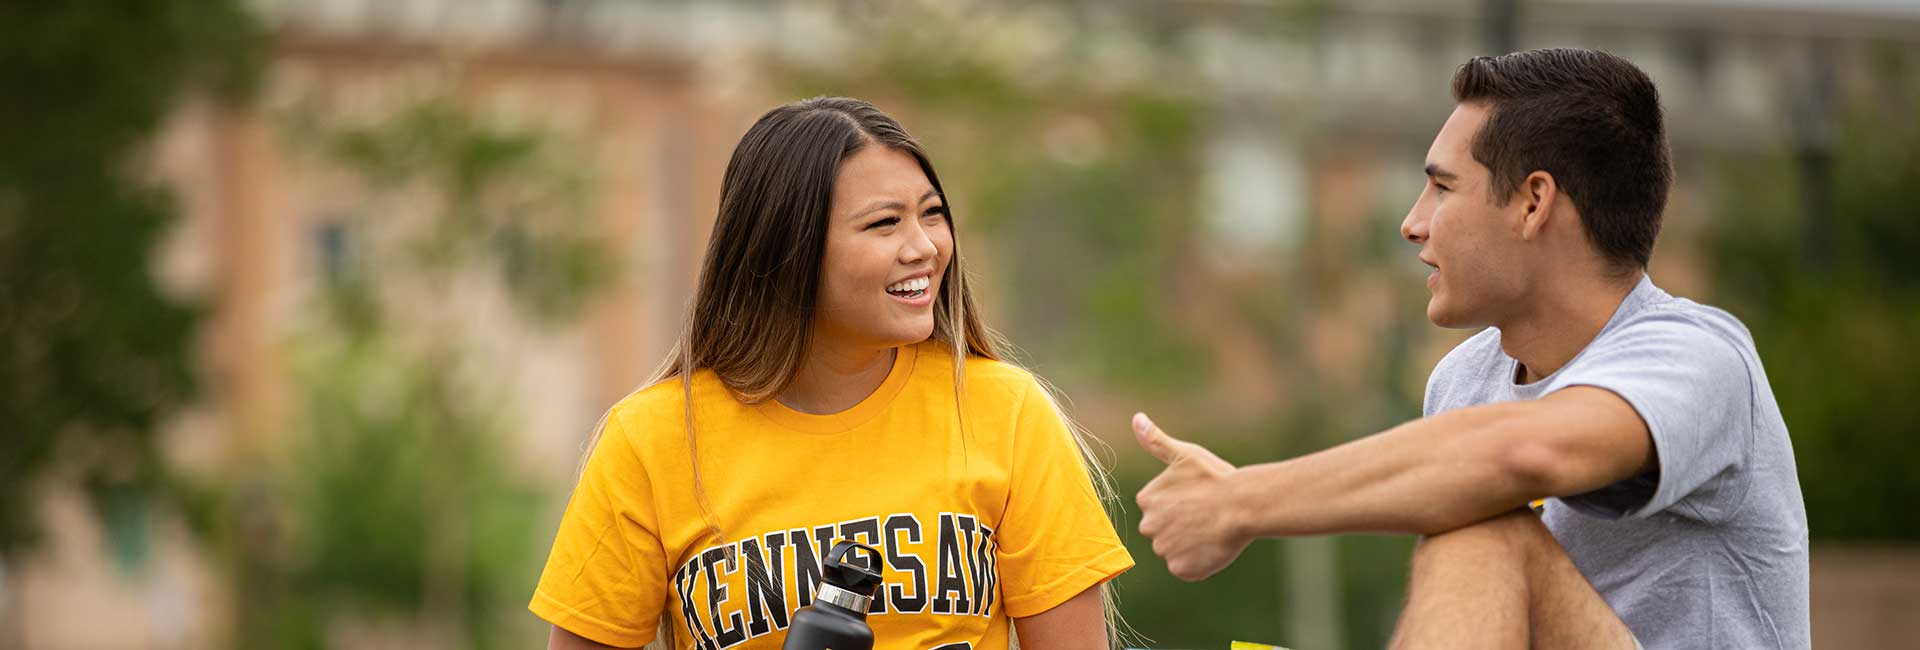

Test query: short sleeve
[993,377,1135,618]
[1552,314,1755,522]
[529,411,668,647]
[1423,355,1450,418]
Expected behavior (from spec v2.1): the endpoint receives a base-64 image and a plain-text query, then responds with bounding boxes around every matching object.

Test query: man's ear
[1518,170,1561,241]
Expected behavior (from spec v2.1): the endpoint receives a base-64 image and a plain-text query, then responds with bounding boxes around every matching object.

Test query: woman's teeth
[886,277,930,294]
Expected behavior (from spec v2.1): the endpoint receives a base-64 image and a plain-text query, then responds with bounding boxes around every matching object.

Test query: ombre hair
[580,97,1129,648]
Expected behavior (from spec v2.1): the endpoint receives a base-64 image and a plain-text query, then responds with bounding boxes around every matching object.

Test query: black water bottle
[783,541,884,650]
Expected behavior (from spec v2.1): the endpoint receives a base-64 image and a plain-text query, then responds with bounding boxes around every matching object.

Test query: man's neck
[1498,272,1642,384]
[776,338,897,415]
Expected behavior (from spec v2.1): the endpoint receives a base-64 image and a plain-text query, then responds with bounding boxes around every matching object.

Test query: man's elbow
[1498,438,1576,499]
[1499,420,1638,505]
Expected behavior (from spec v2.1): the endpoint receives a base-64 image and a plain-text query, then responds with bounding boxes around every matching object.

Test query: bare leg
[1388,509,1637,650]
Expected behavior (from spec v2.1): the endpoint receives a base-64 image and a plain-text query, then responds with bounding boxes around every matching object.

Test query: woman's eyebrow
[849,190,941,220]
[849,200,905,220]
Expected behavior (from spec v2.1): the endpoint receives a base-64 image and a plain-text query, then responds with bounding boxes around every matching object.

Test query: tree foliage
[1706,46,1920,541]
[0,1,263,564]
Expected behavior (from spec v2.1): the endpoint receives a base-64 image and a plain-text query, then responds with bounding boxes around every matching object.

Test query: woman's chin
[876,321,936,348]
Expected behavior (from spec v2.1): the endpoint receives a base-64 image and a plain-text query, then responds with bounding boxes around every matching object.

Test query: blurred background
[3,0,1917,648]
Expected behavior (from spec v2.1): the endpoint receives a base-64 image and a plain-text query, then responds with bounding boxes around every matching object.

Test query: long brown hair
[582,96,1129,648]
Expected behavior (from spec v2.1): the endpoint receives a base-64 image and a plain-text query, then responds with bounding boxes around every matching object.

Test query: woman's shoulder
[604,369,733,439]
[910,339,1042,403]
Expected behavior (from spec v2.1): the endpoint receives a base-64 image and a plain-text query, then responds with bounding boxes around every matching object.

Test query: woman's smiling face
[812,144,952,351]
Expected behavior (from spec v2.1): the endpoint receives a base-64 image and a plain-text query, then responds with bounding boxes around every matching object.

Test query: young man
[1131,48,1808,649]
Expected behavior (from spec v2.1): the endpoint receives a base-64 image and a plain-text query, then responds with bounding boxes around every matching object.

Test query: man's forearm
[1224,401,1550,538]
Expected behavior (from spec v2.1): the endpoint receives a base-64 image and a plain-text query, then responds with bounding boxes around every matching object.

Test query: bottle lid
[823,540,884,596]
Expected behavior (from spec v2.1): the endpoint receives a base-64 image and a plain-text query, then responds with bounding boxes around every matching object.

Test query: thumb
[1132,413,1184,465]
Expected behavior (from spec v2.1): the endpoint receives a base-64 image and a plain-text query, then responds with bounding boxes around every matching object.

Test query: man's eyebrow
[1424,163,1457,180]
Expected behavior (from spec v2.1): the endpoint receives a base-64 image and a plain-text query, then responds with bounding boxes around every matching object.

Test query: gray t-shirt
[1424,276,1809,650]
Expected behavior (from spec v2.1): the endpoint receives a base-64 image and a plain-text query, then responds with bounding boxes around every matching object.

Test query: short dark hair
[1451,48,1673,273]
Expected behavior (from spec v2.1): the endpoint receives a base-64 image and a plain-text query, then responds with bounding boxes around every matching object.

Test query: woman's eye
[866,216,901,231]
[924,205,948,219]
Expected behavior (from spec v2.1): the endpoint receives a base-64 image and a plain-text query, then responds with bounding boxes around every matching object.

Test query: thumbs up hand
[1132,412,1251,582]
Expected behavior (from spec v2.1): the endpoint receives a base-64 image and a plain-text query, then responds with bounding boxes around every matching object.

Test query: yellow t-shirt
[530,340,1134,649]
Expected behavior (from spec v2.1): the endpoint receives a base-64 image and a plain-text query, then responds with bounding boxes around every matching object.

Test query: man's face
[1401,103,1530,329]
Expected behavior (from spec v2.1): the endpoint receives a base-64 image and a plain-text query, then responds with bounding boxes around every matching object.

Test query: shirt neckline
[754,343,919,435]
[1507,274,1665,391]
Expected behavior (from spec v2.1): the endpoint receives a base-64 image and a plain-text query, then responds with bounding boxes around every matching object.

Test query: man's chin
[1426,301,1473,329]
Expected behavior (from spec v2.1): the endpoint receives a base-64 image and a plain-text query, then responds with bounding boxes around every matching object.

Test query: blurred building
[12,0,1920,647]
[18,2,777,647]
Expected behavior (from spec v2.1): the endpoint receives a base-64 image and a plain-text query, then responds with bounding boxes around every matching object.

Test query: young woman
[531,97,1132,650]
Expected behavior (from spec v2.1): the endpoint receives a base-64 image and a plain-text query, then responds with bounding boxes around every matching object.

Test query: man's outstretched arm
[1134,385,1654,581]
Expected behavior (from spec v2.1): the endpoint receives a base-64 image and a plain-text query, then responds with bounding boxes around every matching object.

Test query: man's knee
[1403,510,1636,649]
[1411,508,1554,569]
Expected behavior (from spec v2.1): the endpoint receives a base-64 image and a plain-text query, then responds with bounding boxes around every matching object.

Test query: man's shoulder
[1424,327,1507,414]
[1627,294,1756,346]
[1595,294,1761,371]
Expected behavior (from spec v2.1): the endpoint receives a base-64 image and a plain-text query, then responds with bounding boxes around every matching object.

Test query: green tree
[1706,46,1920,541]
[0,1,263,634]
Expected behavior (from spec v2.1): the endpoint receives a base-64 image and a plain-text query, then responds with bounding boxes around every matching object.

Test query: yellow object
[1231,642,1293,650]
[531,341,1135,649]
